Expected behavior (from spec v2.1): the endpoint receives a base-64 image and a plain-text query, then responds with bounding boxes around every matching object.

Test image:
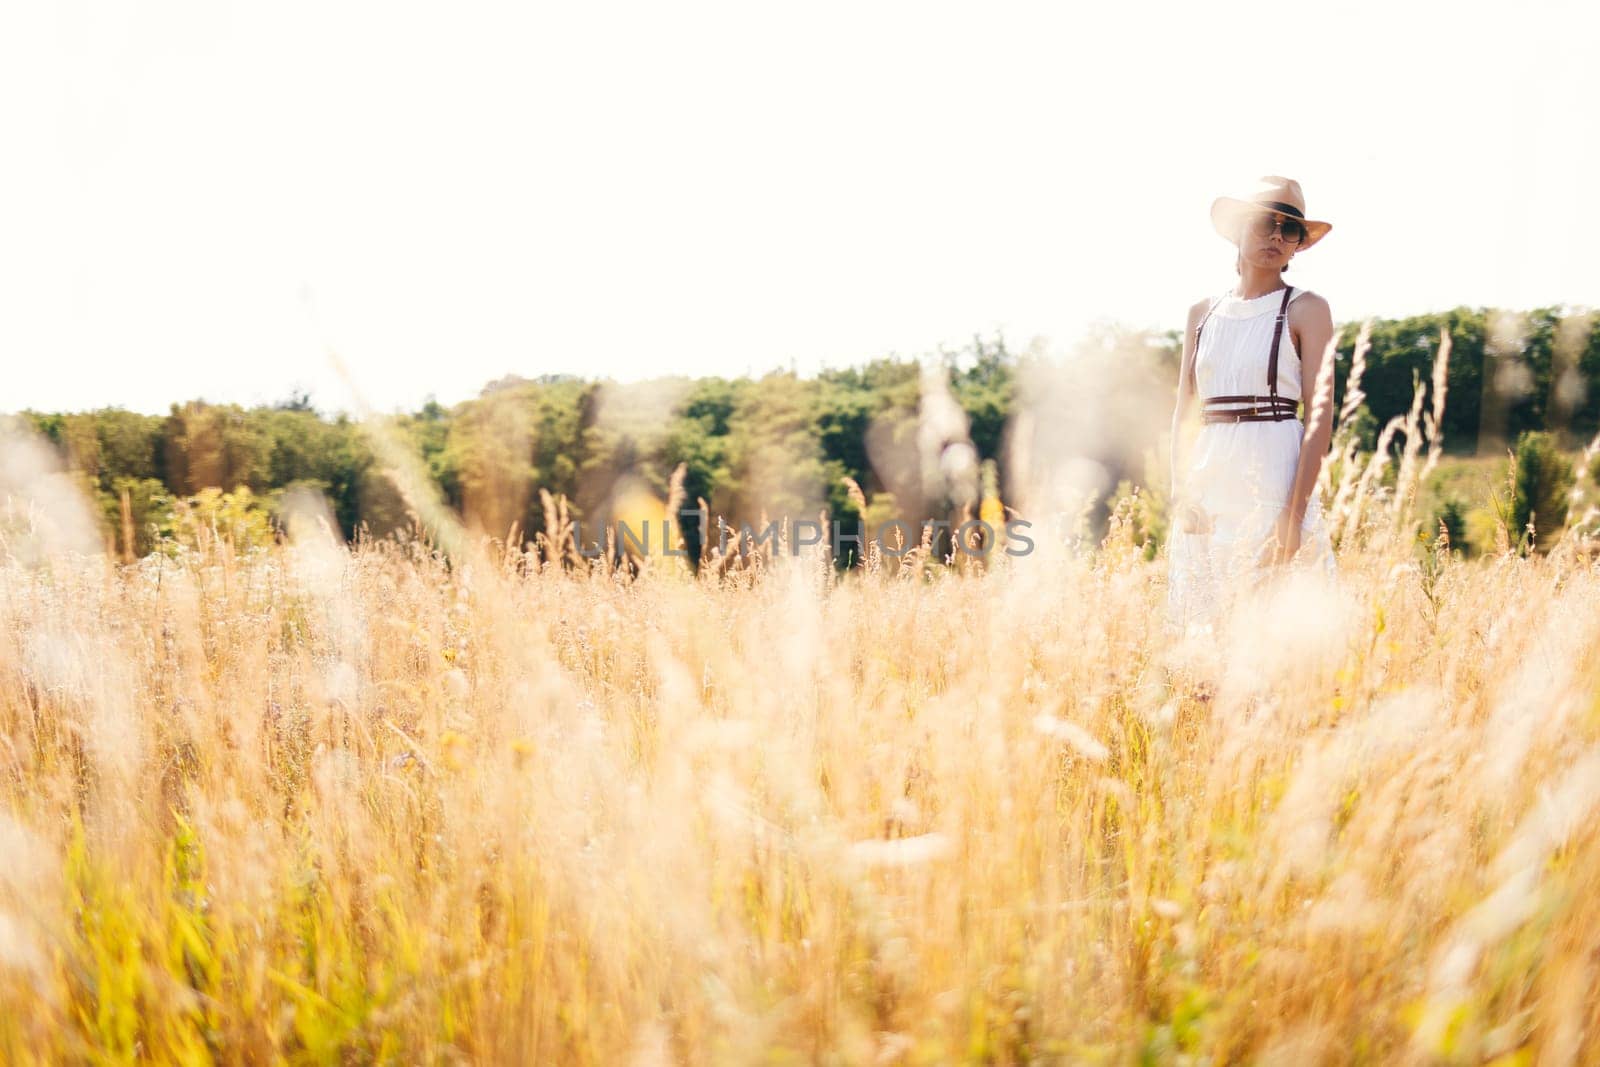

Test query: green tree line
[14,305,1598,562]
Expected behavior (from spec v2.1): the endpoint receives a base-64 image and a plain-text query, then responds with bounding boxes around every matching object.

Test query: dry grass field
[5,347,1600,1063]
[3,498,1599,1063]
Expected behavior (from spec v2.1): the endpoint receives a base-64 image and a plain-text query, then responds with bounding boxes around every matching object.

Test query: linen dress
[1165,286,1337,636]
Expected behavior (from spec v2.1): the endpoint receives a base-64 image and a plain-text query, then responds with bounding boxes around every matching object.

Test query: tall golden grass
[4,334,1600,1063]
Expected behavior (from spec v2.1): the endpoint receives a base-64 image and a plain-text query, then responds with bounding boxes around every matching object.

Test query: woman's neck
[1234,266,1286,300]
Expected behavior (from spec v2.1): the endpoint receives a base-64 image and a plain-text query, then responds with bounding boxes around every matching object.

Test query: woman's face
[1236,209,1305,271]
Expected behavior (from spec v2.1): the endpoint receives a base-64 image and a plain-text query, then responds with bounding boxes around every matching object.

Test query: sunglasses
[1248,212,1308,246]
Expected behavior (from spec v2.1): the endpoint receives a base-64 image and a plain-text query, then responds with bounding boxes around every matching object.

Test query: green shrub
[97,477,178,558]
[1510,431,1574,553]
[1432,496,1468,555]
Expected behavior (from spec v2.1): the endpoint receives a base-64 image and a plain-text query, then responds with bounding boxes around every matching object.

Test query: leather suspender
[1188,295,1225,396]
[1266,285,1292,400]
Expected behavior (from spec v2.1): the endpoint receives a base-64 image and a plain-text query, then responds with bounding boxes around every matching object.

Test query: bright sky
[3,1,1595,416]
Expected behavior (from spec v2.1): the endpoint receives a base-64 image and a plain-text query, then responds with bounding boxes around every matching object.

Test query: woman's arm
[1284,293,1336,526]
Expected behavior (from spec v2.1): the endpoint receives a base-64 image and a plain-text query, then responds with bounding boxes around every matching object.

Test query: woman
[1166,175,1339,636]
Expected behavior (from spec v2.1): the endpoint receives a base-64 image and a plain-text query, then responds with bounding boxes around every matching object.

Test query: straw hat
[1211,175,1332,251]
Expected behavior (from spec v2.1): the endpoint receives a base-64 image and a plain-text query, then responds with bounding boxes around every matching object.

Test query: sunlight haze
[3,0,1594,415]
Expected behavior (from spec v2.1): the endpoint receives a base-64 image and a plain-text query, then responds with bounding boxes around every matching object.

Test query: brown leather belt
[1201,394,1300,424]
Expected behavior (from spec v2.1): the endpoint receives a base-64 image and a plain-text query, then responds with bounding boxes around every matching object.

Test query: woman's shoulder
[1288,287,1331,319]
[1187,294,1219,324]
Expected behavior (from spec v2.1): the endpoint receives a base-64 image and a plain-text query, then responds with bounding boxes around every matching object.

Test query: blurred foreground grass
[3,501,1600,1064]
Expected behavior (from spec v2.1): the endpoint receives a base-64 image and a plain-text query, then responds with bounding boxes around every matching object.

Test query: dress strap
[1266,286,1294,398]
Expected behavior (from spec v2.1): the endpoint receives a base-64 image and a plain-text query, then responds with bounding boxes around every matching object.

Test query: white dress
[1165,286,1337,636]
